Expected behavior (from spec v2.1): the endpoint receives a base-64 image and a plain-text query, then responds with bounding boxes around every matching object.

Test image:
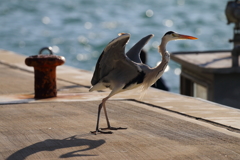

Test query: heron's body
[90,31,197,134]
[90,63,149,92]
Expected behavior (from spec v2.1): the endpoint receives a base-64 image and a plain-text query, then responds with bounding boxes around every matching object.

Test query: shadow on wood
[6,135,105,160]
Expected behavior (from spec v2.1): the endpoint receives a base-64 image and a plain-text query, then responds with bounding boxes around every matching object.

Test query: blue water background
[0,0,233,93]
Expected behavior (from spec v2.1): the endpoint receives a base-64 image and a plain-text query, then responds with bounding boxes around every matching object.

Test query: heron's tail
[89,86,94,92]
[139,89,147,100]
[138,84,149,100]
[89,82,106,92]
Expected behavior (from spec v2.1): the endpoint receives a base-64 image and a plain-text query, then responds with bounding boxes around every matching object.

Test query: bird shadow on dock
[6,135,105,160]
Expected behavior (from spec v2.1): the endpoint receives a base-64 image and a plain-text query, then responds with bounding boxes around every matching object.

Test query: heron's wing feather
[126,34,154,63]
[91,33,141,86]
[91,50,105,85]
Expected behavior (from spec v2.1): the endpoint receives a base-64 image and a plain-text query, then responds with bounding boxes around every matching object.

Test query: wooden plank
[1,101,240,160]
[171,51,240,73]
[1,50,240,160]
[173,52,232,68]
[0,64,88,95]
[0,64,34,94]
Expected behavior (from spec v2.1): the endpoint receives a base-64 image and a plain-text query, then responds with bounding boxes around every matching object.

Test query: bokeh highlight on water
[0,0,233,93]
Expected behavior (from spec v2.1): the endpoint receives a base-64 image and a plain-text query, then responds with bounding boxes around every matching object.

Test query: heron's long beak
[177,34,198,40]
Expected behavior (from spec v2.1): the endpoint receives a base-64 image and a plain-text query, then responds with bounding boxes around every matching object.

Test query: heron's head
[162,31,197,42]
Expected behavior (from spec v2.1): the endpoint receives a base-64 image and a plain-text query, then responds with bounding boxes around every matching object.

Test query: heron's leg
[101,102,127,130]
[102,99,126,130]
[100,87,127,131]
[102,97,111,128]
[91,99,112,135]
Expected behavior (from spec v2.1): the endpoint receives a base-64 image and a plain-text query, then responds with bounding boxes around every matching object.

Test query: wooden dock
[1,50,240,160]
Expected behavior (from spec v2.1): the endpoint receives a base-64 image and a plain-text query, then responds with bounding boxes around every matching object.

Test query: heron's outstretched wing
[126,34,154,63]
[91,33,141,86]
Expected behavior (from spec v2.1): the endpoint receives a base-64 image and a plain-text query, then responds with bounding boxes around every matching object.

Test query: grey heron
[90,31,197,134]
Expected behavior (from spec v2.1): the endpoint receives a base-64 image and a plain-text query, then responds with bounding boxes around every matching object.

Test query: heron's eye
[172,33,177,37]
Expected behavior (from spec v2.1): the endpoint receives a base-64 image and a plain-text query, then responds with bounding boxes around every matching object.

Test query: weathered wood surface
[172,51,231,68]
[1,101,240,160]
[171,51,240,73]
[1,51,240,160]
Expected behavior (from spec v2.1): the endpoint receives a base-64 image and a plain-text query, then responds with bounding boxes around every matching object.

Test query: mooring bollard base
[25,47,65,99]
[34,67,57,99]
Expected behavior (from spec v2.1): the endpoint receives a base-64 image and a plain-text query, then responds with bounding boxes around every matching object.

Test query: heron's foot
[90,129,113,135]
[100,127,127,130]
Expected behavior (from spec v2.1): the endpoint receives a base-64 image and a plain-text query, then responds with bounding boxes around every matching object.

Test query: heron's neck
[154,40,170,76]
[141,39,170,91]
[158,40,167,56]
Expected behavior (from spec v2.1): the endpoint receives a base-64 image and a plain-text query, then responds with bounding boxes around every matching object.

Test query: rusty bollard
[25,47,65,99]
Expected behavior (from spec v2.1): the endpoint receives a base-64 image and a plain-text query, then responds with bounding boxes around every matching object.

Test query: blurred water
[0,0,233,93]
